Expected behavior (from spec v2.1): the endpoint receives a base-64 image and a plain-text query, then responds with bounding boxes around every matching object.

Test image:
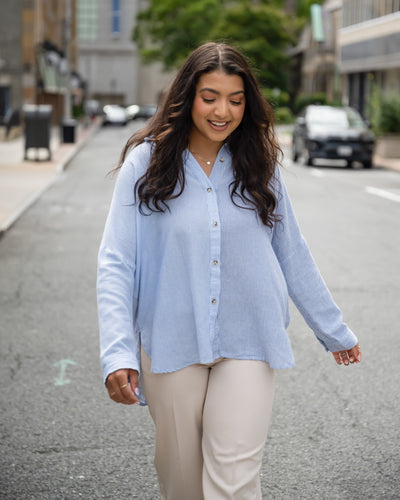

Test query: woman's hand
[332,344,362,366]
[105,368,140,404]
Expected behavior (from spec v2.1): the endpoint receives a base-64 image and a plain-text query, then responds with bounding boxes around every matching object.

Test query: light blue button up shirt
[97,141,357,383]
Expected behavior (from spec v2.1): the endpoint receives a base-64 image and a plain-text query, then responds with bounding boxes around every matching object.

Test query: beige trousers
[140,347,275,500]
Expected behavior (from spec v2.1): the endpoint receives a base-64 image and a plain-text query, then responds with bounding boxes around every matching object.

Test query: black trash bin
[23,104,52,161]
[61,118,77,143]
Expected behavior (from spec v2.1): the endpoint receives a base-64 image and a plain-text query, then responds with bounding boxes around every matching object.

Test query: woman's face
[190,70,246,149]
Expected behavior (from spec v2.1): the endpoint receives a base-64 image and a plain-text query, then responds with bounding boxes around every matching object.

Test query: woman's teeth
[210,121,228,127]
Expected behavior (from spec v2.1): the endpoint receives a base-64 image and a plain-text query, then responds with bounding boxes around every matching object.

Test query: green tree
[295,0,324,18]
[133,0,297,90]
[133,0,223,70]
[209,1,295,89]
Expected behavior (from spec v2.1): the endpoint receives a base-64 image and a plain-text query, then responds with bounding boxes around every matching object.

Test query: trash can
[23,104,52,161]
[61,118,77,143]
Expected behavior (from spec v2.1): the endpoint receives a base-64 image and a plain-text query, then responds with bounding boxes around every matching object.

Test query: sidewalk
[372,153,400,173]
[0,119,101,234]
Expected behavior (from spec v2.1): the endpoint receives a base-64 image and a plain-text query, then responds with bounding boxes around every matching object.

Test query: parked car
[126,104,140,120]
[126,104,157,121]
[84,99,101,118]
[102,104,128,126]
[292,105,375,168]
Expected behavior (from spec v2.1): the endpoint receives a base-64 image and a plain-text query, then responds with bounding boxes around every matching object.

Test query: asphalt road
[0,123,399,499]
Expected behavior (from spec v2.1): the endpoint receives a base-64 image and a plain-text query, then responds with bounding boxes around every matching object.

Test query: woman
[97,42,361,499]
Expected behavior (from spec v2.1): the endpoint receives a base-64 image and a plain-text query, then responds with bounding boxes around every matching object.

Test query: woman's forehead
[196,70,245,93]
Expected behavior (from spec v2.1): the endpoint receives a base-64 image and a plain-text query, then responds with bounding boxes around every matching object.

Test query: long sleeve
[97,154,140,383]
[98,145,357,378]
[271,167,358,352]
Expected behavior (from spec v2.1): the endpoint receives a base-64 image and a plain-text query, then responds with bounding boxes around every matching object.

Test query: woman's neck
[188,142,224,177]
[188,133,223,159]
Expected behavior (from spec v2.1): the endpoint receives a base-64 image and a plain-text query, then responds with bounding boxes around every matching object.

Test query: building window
[112,0,120,35]
[342,0,400,27]
[77,0,98,41]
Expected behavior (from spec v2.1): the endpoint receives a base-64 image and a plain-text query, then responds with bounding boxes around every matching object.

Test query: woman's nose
[215,100,228,118]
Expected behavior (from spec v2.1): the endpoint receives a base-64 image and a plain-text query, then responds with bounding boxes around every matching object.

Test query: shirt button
[212,221,218,227]
[211,299,217,304]
[220,157,225,163]
[207,187,212,193]
[213,260,218,266]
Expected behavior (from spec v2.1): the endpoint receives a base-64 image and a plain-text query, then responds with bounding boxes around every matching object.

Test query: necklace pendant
[206,161,211,166]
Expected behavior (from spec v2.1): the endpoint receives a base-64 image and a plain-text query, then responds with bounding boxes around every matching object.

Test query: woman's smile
[209,120,229,131]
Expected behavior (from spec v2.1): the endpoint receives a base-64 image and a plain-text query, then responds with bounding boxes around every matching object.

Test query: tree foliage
[133,0,315,91]
[295,0,324,18]
[133,0,223,69]
[209,1,295,89]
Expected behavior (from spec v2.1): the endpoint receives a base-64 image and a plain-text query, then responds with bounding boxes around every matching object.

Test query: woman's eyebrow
[199,88,245,96]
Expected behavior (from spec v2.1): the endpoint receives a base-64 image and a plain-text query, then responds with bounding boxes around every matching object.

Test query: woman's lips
[208,120,229,131]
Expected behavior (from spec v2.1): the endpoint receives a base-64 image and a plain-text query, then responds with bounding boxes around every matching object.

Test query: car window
[307,108,347,127]
[307,107,364,129]
[345,108,365,128]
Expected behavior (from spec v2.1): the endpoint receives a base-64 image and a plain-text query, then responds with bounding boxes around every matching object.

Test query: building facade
[77,0,172,107]
[77,0,138,106]
[289,0,343,105]
[0,0,24,119]
[339,0,400,116]
[31,0,80,123]
[0,0,80,126]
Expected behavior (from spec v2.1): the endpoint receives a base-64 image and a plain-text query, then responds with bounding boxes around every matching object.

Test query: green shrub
[367,80,381,136]
[294,92,328,114]
[262,88,290,109]
[275,106,294,124]
[72,103,84,119]
[379,95,400,134]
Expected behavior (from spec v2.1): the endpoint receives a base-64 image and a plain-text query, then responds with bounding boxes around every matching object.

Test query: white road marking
[309,168,325,177]
[366,186,400,203]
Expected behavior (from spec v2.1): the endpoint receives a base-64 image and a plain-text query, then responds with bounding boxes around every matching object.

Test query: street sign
[311,4,324,42]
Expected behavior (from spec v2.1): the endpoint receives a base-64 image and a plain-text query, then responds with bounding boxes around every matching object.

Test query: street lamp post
[61,0,76,143]
[63,0,72,121]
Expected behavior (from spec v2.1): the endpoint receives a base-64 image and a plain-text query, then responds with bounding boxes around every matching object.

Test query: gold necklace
[189,149,215,166]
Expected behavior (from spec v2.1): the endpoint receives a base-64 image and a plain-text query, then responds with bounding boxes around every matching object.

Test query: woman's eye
[231,101,242,106]
[203,98,215,103]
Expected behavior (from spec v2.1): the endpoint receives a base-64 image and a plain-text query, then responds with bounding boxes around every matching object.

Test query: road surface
[0,123,399,499]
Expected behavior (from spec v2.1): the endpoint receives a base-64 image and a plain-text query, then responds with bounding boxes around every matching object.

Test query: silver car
[292,105,375,168]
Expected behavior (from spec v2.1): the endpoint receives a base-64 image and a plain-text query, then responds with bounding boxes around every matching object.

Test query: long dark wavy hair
[118,42,282,227]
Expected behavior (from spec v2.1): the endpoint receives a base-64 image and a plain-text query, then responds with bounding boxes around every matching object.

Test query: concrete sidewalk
[0,119,101,234]
[372,153,400,173]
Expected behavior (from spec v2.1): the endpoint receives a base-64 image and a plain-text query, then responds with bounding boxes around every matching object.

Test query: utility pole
[63,0,71,121]
[61,0,76,142]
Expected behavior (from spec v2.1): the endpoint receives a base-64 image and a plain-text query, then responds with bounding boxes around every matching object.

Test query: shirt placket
[204,178,222,353]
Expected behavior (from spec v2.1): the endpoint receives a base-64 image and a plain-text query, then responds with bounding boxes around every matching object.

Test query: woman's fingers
[106,368,140,404]
[348,344,362,364]
[332,344,362,366]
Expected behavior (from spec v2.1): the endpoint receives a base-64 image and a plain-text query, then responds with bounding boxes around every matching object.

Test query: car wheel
[292,142,298,162]
[305,150,313,166]
[346,160,353,168]
[363,160,372,168]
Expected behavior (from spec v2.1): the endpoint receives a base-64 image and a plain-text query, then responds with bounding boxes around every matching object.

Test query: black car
[292,105,375,168]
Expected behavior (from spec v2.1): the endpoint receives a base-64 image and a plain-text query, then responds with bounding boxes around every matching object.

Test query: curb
[55,119,100,174]
[0,121,100,235]
[0,175,58,235]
